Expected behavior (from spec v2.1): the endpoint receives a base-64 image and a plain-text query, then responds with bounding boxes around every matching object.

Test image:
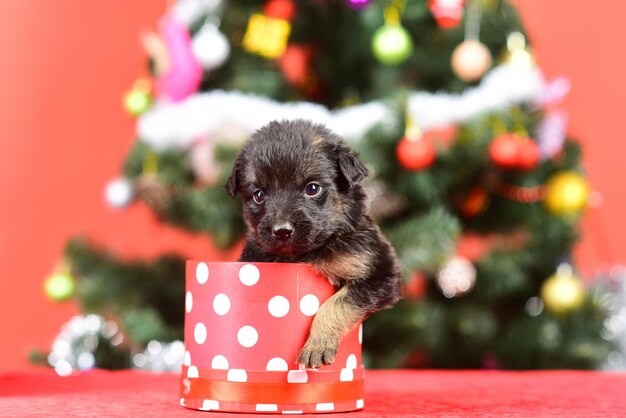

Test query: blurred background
[1,0,625,371]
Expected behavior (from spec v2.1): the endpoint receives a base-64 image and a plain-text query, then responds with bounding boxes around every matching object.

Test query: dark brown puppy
[226,119,402,368]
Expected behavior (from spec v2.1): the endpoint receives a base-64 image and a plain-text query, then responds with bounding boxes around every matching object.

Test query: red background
[0,1,624,370]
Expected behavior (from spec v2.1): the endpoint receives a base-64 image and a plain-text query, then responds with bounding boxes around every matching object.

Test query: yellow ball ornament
[544,171,589,215]
[44,272,76,302]
[540,264,585,315]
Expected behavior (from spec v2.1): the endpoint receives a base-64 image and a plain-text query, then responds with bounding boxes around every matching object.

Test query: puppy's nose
[272,223,294,241]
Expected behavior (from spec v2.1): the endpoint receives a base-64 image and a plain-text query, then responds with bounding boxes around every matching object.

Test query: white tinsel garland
[137,64,546,150]
[137,92,393,150]
[171,0,222,26]
[408,64,544,131]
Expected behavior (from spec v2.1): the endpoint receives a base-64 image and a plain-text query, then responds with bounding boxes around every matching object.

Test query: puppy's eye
[305,183,322,197]
[252,189,266,204]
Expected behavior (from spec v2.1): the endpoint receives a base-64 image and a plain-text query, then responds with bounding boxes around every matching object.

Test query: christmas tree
[42,0,613,373]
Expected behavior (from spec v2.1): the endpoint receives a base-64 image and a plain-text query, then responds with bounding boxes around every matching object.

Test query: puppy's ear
[336,144,368,186]
[225,158,241,198]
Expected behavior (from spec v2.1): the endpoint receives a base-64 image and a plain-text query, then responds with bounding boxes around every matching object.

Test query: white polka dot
[316,403,334,412]
[299,294,320,316]
[287,370,308,383]
[213,293,231,316]
[194,322,207,344]
[182,377,190,395]
[211,355,229,370]
[282,411,304,415]
[187,365,199,378]
[239,264,260,286]
[358,323,363,344]
[237,325,258,347]
[196,262,209,284]
[268,295,290,318]
[200,400,219,411]
[256,404,278,412]
[183,351,191,366]
[227,369,247,382]
[340,368,354,381]
[346,354,357,369]
[266,357,289,371]
[185,291,193,313]
[356,399,364,409]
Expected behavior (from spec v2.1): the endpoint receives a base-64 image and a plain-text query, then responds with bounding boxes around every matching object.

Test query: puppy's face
[226,120,368,257]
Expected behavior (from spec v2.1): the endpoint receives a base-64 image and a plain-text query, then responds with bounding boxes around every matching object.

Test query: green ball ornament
[44,272,76,302]
[372,24,413,65]
[124,88,152,116]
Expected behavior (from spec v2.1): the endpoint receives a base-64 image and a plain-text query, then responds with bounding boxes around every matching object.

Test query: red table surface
[1,369,625,417]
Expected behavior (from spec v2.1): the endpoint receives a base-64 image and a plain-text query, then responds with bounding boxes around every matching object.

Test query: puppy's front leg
[297,285,365,368]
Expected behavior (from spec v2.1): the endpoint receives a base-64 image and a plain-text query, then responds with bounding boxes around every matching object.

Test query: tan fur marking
[297,286,365,367]
[309,286,363,340]
[312,133,326,148]
[314,251,372,285]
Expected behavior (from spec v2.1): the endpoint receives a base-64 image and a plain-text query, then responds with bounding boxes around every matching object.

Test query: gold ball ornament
[540,265,585,315]
[451,40,493,82]
[501,47,534,67]
[544,171,589,215]
[500,31,535,68]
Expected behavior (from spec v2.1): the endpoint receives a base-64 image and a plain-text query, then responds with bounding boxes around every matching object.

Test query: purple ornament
[537,110,568,159]
[536,76,571,107]
[347,0,370,9]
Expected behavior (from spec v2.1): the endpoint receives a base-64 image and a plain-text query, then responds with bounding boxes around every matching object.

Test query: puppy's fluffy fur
[226,119,402,368]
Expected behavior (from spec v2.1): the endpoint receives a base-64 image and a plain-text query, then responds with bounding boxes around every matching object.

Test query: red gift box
[180,261,364,414]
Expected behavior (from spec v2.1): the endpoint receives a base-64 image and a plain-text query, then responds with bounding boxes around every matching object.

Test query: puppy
[226,119,402,368]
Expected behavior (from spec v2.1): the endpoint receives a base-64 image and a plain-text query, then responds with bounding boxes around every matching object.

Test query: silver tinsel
[48,314,124,376]
[132,340,185,372]
[437,256,477,298]
[595,265,626,371]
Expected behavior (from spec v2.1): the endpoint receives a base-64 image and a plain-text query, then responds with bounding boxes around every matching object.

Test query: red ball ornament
[456,233,491,262]
[278,44,320,97]
[263,0,296,21]
[429,0,465,29]
[489,133,540,170]
[404,349,430,368]
[404,272,428,300]
[489,133,520,169]
[458,186,489,217]
[396,136,436,171]
[278,44,311,87]
[517,140,540,170]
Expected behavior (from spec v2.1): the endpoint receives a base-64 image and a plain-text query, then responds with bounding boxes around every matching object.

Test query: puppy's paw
[297,337,338,369]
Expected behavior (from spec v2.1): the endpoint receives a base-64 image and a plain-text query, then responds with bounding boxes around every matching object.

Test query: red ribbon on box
[182,371,364,405]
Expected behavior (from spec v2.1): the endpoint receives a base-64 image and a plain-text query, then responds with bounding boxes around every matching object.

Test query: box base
[180,365,365,414]
[180,397,364,414]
